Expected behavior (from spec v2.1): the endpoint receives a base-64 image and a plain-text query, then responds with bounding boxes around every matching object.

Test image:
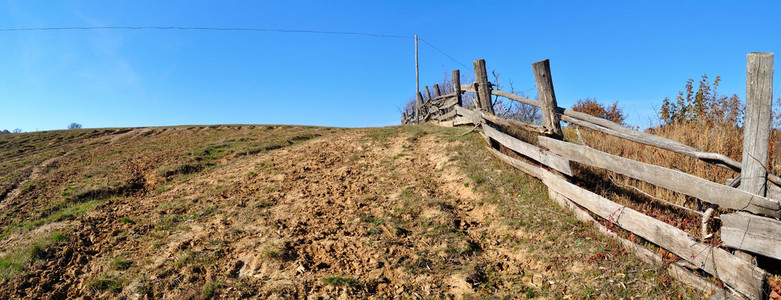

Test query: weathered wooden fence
[402,53,780,300]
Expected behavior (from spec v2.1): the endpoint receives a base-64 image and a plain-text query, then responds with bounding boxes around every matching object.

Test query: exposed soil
[0,125,703,299]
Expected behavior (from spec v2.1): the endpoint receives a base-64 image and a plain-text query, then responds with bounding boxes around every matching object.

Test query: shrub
[571,98,626,125]
[67,123,82,130]
[658,74,743,127]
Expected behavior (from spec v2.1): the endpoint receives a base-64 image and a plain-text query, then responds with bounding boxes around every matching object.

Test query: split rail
[402,53,780,300]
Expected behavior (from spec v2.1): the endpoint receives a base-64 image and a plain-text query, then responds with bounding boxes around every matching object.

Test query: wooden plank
[484,137,728,297]
[454,105,474,118]
[454,106,481,125]
[473,59,494,114]
[541,171,766,300]
[429,94,456,104]
[452,116,475,126]
[461,84,476,92]
[435,110,457,121]
[538,136,781,217]
[483,125,573,176]
[452,70,462,107]
[742,52,774,196]
[722,212,781,260]
[490,88,781,186]
[532,59,563,139]
[434,98,458,110]
[483,142,543,179]
[547,189,721,295]
[478,110,549,134]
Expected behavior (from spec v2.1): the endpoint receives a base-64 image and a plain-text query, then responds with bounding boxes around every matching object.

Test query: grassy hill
[0,124,699,299]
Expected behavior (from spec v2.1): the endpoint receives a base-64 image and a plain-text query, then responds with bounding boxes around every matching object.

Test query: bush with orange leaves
[571,98,627,125]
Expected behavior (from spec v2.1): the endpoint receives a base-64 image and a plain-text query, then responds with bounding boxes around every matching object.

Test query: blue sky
[1,1,779,131]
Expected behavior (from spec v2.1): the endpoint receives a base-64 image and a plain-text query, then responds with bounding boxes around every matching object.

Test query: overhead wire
[418,37,470,69]
[0,26,414,39]
[0,26,471,67]
[1,26,472,77]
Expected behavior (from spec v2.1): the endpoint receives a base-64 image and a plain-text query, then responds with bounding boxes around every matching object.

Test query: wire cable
[0,26,414,39]
[418,37,470,69]
[1,27,474,69]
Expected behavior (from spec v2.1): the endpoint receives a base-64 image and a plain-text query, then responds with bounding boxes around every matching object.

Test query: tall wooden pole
[741,52,774,197]
[415,34,420,124]
[533,59,563,139]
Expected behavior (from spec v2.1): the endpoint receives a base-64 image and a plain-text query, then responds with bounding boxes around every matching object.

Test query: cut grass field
[0,124,702,298]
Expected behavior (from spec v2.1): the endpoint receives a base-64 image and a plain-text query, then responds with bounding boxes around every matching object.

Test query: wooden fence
[402,54,780,300]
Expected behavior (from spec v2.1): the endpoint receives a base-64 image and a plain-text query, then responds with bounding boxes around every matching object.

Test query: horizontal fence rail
[402,54,779,300]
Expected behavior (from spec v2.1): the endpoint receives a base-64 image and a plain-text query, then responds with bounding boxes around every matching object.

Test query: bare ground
[0,124,702,299]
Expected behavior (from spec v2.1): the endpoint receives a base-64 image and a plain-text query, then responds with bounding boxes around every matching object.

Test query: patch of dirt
[0,125,705,299]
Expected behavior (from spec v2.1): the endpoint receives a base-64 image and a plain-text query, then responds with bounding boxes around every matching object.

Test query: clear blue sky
[1,1,779,131]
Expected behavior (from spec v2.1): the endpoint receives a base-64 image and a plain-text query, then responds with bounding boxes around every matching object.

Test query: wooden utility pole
[533,59,563,139]
[741,52,774,197]
[473,59,494,114]
[415,34,420,123]
[452,70,462,106]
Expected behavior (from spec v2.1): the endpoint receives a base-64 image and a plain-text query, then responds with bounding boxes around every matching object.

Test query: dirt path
[0,125,702,299]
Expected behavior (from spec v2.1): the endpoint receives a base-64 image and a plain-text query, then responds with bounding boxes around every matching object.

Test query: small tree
[68,123,82,130]
[12,128,22,133]
[571,98,626,125]
[659,74,743,127]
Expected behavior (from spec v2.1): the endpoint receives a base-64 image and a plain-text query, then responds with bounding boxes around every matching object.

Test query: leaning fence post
[532,59,563,139]
[736,52,774,267]
[424,86,432,102]
[452,70,462,107]
[432,84,441,98]
[742,52,774,197]
[474,59,495,114]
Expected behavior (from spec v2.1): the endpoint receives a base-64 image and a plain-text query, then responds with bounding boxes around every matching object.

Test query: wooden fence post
[474,59,495,114]
[432,84,441,98]
[452,70,462,107]
[742,52,774,197]
[532,59,563,139]
[424,86,432,102]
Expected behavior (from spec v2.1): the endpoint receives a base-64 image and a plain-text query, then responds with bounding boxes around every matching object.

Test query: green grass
[0,198,104,240]
[89,273,126,293]
[202,281,222,297]
[111,256,132,270]
[0,231,69,280]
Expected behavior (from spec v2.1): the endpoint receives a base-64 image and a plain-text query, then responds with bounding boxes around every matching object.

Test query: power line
[2,26,474,76]
[0,26,414,39]
[0,26,472,67]
[418,37,470,69]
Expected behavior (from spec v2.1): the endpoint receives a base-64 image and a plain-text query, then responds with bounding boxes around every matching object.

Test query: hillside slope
[0,124,701,299]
